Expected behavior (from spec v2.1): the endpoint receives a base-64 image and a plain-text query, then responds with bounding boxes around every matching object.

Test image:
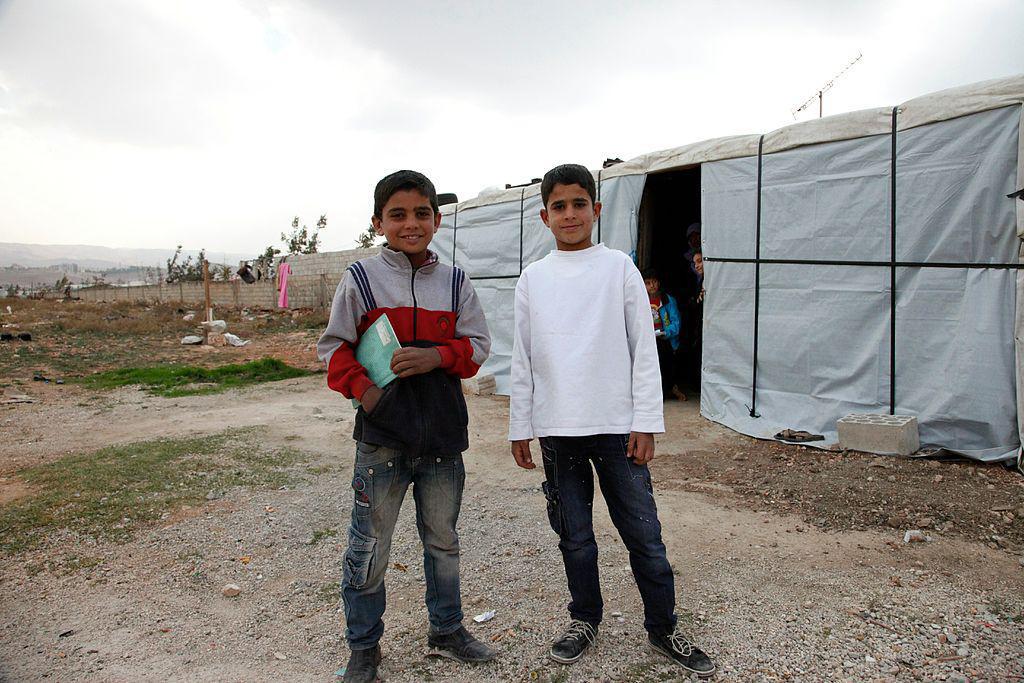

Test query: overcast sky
[0,0,1021,255]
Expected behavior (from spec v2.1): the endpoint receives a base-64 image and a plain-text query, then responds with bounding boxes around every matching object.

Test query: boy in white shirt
[509,164,715,677]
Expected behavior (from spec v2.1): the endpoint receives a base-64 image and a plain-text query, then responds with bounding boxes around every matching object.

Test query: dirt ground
[1,301,1023,682]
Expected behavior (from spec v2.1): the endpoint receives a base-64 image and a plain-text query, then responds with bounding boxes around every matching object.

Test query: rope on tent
[706,257,1024,269]
[451,205,459,267]
[889,106,898,416]
[597,169,602,244]
[749,134,765,419]
[519,188,526,274]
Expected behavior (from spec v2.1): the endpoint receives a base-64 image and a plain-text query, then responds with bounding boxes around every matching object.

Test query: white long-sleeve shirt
[508,243,665,441]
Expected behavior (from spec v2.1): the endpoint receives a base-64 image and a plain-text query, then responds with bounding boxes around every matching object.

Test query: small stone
[274,651,287,661]
[937,633,948,644]
[221,583,242,597]
[802,601,814,609]
[956,646,969,657]
[946,632,957,644]
[610,611,622,617]
[932,474,943,483]
[903,530,929,543]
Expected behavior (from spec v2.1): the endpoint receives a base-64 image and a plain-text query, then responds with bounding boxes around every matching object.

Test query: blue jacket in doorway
[653,293,681,351]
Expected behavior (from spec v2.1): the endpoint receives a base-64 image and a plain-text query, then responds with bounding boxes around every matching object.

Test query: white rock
[223,333,250,347]
[201,319,228,334]
[903,530,930,543]
[221,583,242,597]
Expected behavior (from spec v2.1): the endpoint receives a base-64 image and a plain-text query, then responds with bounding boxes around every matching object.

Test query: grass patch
[0,428,307,554]
[318,580,341,604]
[307,528,338,545]
[78,357,313,397]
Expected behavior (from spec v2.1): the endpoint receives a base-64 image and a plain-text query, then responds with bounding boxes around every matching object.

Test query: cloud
[0,0,1020,254]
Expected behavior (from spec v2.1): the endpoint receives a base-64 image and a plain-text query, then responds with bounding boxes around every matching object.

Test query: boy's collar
[380,246,439,270]
[552,243,605,257]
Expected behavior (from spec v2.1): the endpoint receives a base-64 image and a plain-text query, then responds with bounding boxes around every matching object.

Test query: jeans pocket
[541,480,562,536]
[343,527,377,590]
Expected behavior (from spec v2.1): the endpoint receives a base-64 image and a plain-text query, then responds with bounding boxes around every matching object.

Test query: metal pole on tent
[819,91,823,118]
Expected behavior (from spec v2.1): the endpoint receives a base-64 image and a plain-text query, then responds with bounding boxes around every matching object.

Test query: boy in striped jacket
[317,170,493,682]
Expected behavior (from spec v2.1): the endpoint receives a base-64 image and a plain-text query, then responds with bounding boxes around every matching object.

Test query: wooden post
[202,261,212,344]
[203,261,212,322]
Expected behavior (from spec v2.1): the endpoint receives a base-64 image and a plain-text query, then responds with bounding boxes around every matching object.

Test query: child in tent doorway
[508,163,716,677]
[642,269,685,401]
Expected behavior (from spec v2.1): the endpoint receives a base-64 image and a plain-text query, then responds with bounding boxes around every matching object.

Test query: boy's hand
[627,432,655,465]
[511,440,535,469]
[391,347,442,378]
[361,385,383,414]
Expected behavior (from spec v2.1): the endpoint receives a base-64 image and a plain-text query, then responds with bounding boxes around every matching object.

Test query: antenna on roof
[792,51,863,119]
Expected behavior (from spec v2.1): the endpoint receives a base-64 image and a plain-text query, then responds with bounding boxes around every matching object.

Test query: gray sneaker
[648,628,716,677]
[427,626,497,663]
[549,619,598,664]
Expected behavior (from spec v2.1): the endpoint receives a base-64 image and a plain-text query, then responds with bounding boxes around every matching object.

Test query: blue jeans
[342,441,466,649]
[539,434,677,636]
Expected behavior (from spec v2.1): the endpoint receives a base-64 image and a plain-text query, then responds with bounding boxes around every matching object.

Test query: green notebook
[352,314,401,408]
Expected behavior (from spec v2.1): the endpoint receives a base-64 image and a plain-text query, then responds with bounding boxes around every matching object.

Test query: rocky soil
[1,373,1022,682]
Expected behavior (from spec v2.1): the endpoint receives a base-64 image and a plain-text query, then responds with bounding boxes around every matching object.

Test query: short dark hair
[373,170,439,219]
[541,164,596,207]
[641,268,659,281]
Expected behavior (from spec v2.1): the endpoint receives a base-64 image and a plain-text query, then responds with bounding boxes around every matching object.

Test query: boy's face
[372,189,440,262]
[644,278,659,296]
[540,183,601,251]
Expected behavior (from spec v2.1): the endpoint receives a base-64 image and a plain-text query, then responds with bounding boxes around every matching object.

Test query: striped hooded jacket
[317,247,490,456]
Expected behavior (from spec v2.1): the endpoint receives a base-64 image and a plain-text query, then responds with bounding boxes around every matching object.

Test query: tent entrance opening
[636,166,703,397]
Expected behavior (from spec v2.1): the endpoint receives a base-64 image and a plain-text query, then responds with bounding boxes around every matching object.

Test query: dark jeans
[655,337,676,397]
[341,442,466,649]
[539,434,677,636]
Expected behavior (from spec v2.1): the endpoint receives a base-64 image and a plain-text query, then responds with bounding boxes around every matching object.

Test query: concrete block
[461,374,496,396]
[837,413,920,455]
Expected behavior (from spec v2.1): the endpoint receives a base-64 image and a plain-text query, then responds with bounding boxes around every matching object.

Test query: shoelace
[563,620,597,645]
[667,630,694,657]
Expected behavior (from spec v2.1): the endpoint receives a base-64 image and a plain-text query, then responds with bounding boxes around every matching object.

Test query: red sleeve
[436,338,482,379]
[326,340,376,400]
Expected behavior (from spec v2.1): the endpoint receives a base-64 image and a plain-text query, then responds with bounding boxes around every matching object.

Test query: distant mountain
[0,243,252,269]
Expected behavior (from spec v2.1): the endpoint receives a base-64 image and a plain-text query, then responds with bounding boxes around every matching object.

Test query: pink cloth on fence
[277,262,291,308]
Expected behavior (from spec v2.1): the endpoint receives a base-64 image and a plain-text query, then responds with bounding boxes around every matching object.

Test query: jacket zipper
[409,266,425,453]
[410,268,419,342]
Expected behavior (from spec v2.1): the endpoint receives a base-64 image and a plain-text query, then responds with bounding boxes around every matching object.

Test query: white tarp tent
[431,74,1024,462]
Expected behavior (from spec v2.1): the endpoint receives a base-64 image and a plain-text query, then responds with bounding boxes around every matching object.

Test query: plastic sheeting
[434,175,642,394]
[701,106,1021,461]
[432,78,1023,461]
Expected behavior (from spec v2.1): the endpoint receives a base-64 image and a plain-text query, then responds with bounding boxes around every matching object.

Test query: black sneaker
[649,628,716,677]
[427,626,497,663]
[549,619,598,664]
[343,644,381,683]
